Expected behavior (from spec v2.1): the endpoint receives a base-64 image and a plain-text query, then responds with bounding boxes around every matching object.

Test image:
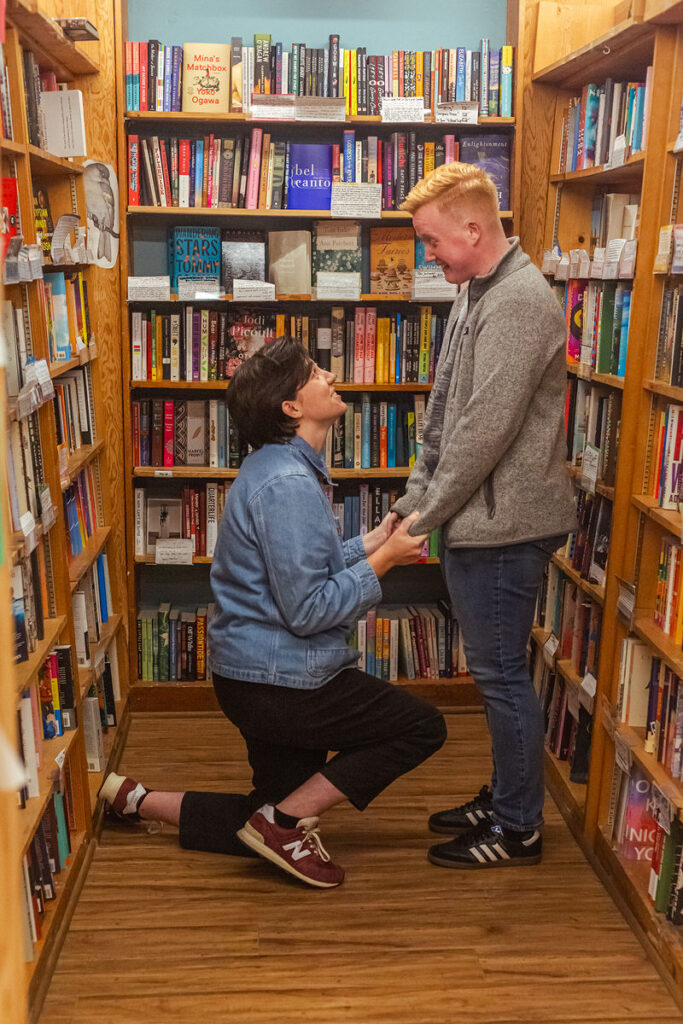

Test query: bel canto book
[287,144,333,211]
[182,44,230,113]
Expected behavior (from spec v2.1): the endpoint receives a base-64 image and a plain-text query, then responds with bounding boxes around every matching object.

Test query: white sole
[237,822,342,889]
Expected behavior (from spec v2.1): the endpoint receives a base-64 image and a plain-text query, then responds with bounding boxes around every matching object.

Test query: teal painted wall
[127,1,508,55]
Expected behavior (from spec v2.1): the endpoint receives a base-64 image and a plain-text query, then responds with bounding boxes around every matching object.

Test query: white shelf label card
[579,672,597,714]
[381,96,426,123]
[251,93,296,120]
[543,633,559,667]
[652,784,673,835]
[153,469,173,478]
[591,248,606,278]
[128,276,171,302]
[20,510,36,539]
[155,538,194,565]
[296,96,346,122]
[435,101,479,124]
[178,278,221,301]
[580,443,600,494]
[330,183,382,219]
[609,134,627,168]
[316,271,361,301]
[412,268,459,301]
[232,279,276,302]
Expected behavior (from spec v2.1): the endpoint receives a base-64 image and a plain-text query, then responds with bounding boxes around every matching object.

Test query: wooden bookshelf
[115,5,523,718]
[521,3,683,1004]
[0,3,127,1019]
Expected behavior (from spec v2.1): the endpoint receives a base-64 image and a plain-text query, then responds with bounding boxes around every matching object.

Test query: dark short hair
[227,336,313,448]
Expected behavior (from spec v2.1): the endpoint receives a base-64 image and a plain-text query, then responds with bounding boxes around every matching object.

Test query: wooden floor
[40,711,682,1024]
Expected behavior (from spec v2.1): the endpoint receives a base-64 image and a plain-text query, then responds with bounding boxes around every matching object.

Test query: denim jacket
[208,435,382,688]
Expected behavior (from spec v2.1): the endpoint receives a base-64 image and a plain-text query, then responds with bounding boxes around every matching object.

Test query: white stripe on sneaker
[522,831,541,847]
[476,809,487,819]
[478,844,498,862]
[491,843,511,859]
[470,846,488,863]
[466,811,478,825]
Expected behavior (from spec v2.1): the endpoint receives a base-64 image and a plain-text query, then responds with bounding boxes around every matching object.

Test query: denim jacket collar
[288,434,332,484]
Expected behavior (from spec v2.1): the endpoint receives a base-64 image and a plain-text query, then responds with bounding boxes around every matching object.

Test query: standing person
[391,162,576,870]
[101,338,446,889]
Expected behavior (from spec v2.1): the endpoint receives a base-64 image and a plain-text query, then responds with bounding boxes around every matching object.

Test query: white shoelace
[300,823,331,862]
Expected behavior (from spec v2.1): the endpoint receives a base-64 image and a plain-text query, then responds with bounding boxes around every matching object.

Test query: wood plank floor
[40,711,683,1024]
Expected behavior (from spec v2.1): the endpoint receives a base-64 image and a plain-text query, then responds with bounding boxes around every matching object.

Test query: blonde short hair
[400,161,499,218]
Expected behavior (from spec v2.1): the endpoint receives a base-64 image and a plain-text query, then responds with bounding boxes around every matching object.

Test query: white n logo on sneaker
[282,839,312,861]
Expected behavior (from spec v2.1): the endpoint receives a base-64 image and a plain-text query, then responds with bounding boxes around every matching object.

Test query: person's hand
[367,512,429,577]
[362,511,399,555]
[382,512,428,565]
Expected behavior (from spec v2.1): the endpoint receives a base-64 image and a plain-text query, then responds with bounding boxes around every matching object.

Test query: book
[268,230,312,295]
[369,227,415,295]
[459,133,511,211]
[168,226,221,290]
[221,231,265,292]
[39,91,87,157]
[33,184,54,258]
[311,221,362,287]
[287,143,333,211]
[181,44,230,113]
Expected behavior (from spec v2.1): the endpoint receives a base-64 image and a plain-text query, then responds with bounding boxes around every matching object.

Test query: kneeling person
[102,338,446,889]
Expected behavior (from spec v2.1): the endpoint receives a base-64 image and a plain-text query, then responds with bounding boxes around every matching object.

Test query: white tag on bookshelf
[579,672,597,714]
[381,96,426,123]
[609,134,627,168]
[251,93,296,120]
[34,359,54,401]
[178,277,221,301]
[155,538,194,564]
[153,469,173,478]
[316,271,361,301]
[541,250,560,276]
[577,251,591,279]
[128,276,171,301]
[20,510,36,538]
[41,503,57,532]
[554,252,570,281]
[576,362,592,381]
[652,784,673,834]
[567,685,580,721]
[619,238,637,279]
[543,633,559,667]
[435,101,479,124]
[296,96,346,122]
[653,226,673,273]
[16,387,36,419]
[411,268,459,301]
[28,244,44,279]
[580,443,600,494]
[0,725,28,791]
[591,248,606,278]
[675,133,683,155]
[231,279,276,301]
[614,732,632,774]
[569,249,583,278]
[330,183,382,219]
[58,446,69,485]
[603,238,625,280]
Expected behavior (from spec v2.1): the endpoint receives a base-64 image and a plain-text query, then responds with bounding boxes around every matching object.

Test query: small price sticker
[543,633,559,667]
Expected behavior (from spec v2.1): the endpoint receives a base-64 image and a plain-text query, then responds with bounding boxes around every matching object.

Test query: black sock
[274,806,300,829]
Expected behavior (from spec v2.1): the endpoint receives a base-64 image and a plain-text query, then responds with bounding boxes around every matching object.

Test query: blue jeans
[442,536,566,832]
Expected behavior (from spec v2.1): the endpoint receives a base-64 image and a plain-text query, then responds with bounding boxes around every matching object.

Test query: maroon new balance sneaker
[99,772,150,821]
[237,804,345,889]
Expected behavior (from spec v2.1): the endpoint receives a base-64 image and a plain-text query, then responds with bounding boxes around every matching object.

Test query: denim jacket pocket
[306,646,352,679]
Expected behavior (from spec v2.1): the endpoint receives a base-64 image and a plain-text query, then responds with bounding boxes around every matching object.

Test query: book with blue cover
[458,133,511,211]
[287,143,333,211]
[167,225,221,290]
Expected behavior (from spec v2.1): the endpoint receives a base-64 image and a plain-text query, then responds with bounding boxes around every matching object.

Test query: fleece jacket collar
[468,236,531,303]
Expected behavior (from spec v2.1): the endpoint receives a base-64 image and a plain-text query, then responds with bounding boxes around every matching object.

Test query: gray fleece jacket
[392,238,576,547]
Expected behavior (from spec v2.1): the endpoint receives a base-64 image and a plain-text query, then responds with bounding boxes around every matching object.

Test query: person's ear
[466,220,481,245]
[282,398,301,421]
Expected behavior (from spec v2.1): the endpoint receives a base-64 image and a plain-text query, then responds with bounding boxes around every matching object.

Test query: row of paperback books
[82,667,120,771]
[7,411,50,540]
[54,364,96,458]
[11,545,52,666]
[132,303,448,386]
[131,394,426,471]
[351,603,467,681]
[558,75,652,173]
[326,482,436,554]
[565,380,621,491]
[166,222,452,299]
[537,558,603,679]
[63,465,104,563]
[124,38,513,117]
[617,641,683,776]
[654,285,683,388]
[563,279,633,374]
[531,650,592,784]
[20,787,74,960]
[134,485,232,560]
[137,603,212,682]
[0,43,13,139]
[130,131,511,212]
[653,536,683,640]
[38,270,94,366]
[18,651,77,788]
[651,403,683,510]
[71,550,114,669]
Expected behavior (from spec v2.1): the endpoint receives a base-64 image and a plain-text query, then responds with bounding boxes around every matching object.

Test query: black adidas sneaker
[428,820,542,869]
[428,785,494,834]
